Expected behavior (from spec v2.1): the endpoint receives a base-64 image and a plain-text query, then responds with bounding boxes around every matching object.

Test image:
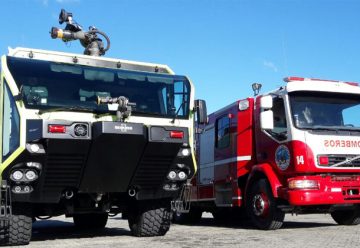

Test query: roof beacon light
[284,76,359,86]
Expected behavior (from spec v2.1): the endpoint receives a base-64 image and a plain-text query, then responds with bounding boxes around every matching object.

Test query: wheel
[4,204,33,245]
[128,202,171,237]
[331,207,360,225]
[73,213,108,229]
[246,179,285,230]
[173,208,202,224]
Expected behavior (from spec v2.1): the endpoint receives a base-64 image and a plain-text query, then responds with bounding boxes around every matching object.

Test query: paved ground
[23,213,360,248]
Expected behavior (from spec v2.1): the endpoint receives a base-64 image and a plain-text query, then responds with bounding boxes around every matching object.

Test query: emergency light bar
[284,76,359,86]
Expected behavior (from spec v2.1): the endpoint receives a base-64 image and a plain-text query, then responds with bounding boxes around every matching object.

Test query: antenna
[50,9,111,56]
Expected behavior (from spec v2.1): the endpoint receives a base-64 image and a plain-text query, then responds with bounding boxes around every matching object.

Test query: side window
[216,116,230,149]
[269,97,288,141]
[2,81,20,161]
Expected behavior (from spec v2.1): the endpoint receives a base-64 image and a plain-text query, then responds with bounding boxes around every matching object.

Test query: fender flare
[245,163,282,199]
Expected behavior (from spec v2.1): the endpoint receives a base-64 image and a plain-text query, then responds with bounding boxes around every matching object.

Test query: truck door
[214,114,235,206]
[197,125,215,200]
[0,78,21,169]
[256,96,289,169]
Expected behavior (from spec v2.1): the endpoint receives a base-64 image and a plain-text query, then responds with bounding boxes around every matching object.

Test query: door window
[2,81,20,161]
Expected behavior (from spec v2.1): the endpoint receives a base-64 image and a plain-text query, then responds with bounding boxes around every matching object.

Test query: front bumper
[4,120,194,203]
[286,175,360,206]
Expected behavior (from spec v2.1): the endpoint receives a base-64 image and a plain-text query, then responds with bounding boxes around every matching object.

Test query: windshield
[289,92,360,130]
[7,56,191,119]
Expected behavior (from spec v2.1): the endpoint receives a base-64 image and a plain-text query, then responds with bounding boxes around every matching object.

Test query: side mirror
[195,99,208,125]
[260,95,274,130]
[260,95,273,109]
[260,110,274,130]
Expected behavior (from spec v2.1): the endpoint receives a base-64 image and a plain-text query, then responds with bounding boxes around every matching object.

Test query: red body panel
[285,175,360,205]
[193,96,360,210]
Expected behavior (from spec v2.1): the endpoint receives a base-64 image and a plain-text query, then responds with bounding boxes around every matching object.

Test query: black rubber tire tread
[246,179,285,230]
[7,204,33,245]
[331,207,360,225]
[128,203,171,237]
[73,213,108,229]
[173,208,202,224]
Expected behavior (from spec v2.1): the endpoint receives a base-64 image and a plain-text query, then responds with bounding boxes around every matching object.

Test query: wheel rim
[252,192,270,217]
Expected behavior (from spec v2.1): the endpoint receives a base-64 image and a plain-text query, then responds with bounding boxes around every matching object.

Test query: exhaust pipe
[128,188,136,197]
[64,190,74,199]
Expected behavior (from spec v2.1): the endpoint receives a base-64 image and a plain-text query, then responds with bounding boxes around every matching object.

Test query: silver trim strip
[216,204,233,207]
[190,198,215,202]
[201,156,251,168]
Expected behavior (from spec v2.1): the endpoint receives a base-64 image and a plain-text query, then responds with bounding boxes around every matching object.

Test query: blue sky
[1,0,359,113]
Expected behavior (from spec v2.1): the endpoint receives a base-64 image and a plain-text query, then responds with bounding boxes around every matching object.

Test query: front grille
[318,155,360,168]
[131,155,174,190]
[43,154,85,192]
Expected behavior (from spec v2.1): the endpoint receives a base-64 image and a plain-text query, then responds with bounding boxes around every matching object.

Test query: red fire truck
[176,76,360,230]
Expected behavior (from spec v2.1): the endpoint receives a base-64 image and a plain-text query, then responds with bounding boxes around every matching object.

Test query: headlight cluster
[166,170,188,181]
[10,162,42,194]
[10,169,38,182]
[163,146,192,191]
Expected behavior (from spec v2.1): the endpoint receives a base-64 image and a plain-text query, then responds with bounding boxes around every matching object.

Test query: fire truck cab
[179,76,360,229]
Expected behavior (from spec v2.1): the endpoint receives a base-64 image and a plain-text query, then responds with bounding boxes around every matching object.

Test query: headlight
[25,170,37,181]
[178,171,187,180]
[288,179,319,190]
[13,186,22,193]
[12,170,24,181]
[168,171,177,180]
[179,148,190,157]
[30,144,40,153]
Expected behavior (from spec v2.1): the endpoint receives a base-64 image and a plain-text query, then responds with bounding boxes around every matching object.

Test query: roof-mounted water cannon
[252,83,262,96]
[97,96,136,122]
[50,9,110,56]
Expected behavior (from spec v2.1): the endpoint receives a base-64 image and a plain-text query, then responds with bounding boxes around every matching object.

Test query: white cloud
[263,60,278,72]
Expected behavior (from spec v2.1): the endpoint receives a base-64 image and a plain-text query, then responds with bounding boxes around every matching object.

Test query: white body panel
[199,125,215,185]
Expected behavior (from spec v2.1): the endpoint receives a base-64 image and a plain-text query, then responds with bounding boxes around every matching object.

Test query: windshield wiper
[38,106,95,114]
[171,101,186,123]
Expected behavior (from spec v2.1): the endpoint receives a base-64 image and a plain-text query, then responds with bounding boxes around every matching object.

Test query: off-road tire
[128,203,171,237]
[6,204,33,245]
[73,213,108,229]
[331,207,360,225]
[246,179,285,230]
[173,208,202,224]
